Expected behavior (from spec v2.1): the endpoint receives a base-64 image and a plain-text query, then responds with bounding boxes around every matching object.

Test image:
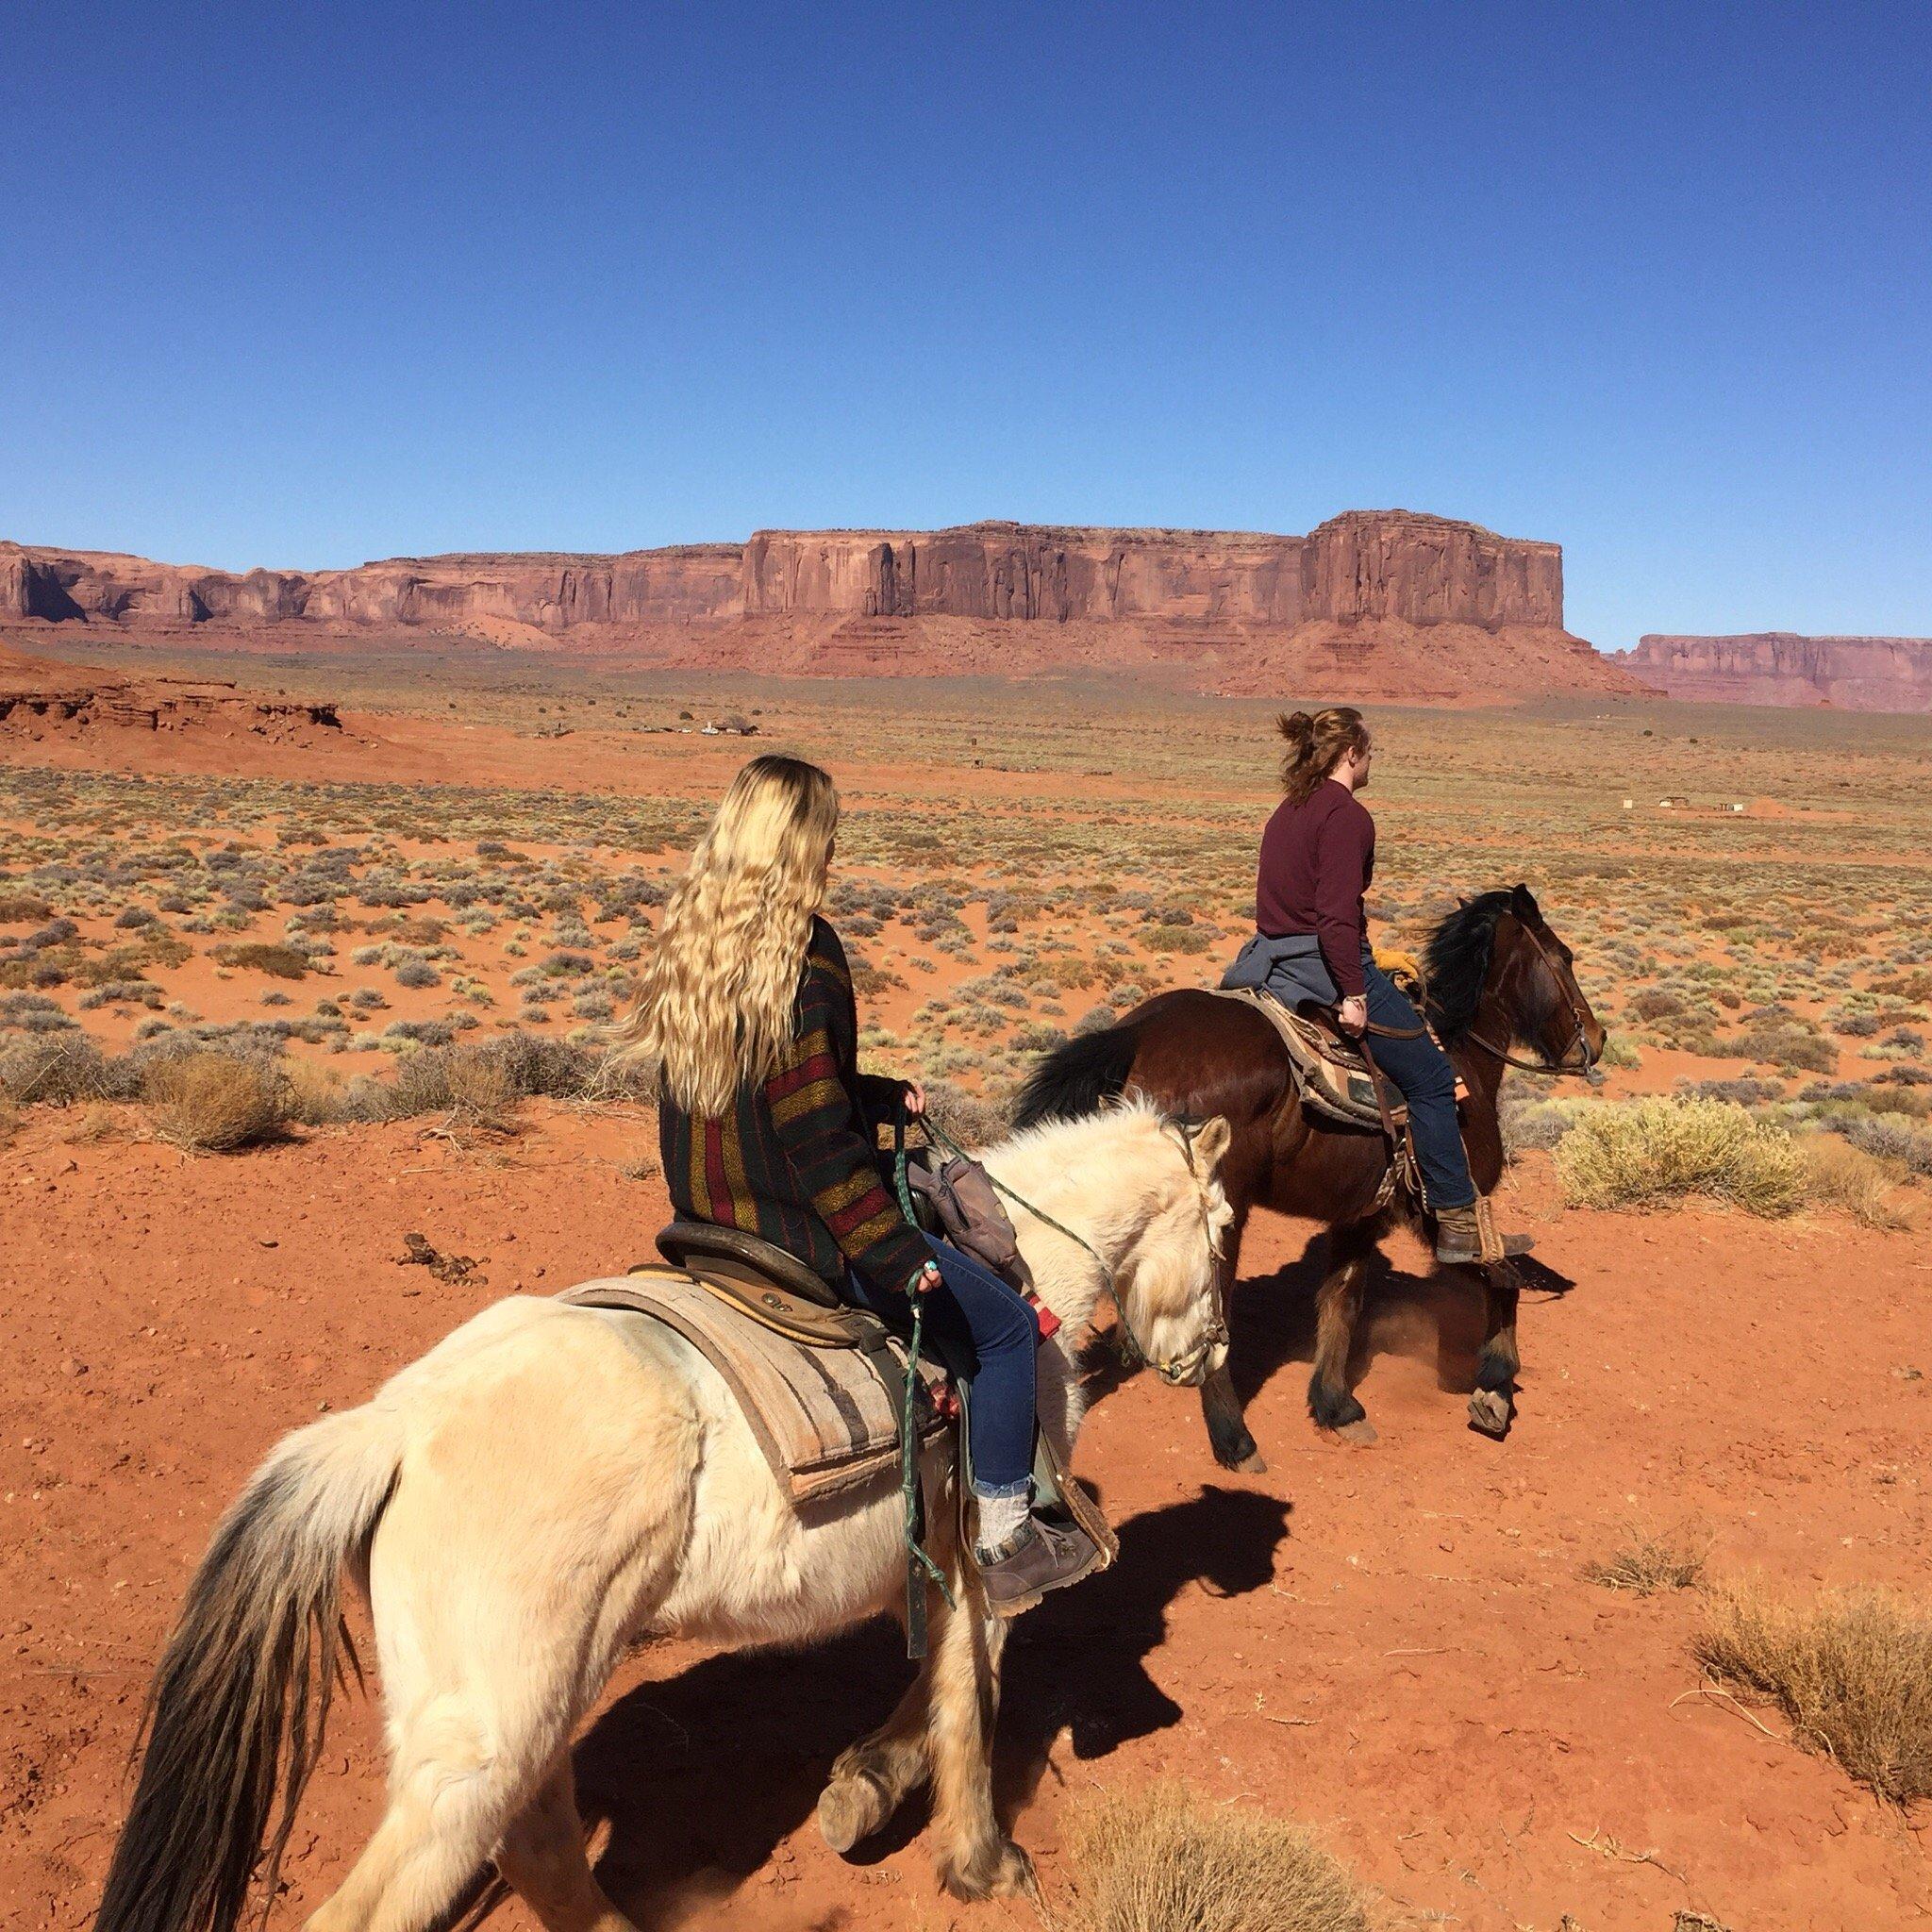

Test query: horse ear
[1193,1114,1233,1171]
[1511,883,1541,922]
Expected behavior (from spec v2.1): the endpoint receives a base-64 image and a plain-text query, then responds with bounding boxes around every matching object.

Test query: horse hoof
[817,1770,891,1855]
[941,1837,1036,1903]
[1211,1429,1264,1473]
[1332,1419,1378,1446]
[1468,1390,1511,1439]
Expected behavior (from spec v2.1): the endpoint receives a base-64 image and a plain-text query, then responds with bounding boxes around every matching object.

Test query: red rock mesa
[2,512,1643,702]
[1620,634,1932,712]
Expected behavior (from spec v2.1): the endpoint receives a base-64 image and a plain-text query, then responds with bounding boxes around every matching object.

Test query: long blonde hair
[620,754,840,1115]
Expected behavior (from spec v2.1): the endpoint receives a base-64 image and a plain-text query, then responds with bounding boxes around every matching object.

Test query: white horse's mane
[974,1090,1172,1164]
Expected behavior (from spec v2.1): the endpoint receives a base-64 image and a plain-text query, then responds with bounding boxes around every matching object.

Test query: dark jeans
[1361,954,1477,1210]
[846,1232,1040,1496]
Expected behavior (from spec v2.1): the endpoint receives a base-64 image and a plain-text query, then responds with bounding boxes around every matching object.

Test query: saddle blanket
[556,1270,947,1505]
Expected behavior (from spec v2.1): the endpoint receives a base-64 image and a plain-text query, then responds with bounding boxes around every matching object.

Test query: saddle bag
[902,1144,1021,1274]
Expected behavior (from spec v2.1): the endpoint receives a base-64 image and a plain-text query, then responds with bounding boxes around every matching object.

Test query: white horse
[95,1101,1235,1932]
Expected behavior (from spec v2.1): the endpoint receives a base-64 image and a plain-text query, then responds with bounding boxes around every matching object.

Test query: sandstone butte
[0,638,341,742]
[1620,633,1932,712]
[1,511,1645,703]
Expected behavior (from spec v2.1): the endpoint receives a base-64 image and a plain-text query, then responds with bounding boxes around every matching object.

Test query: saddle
[557,1224,942,1504]
[1211,986,1408,1130]
[558,1224,1113,1568]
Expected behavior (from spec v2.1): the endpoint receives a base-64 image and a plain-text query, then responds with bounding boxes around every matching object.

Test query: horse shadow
[1219,1230,1578,1408]
[562,1484,1291,1924]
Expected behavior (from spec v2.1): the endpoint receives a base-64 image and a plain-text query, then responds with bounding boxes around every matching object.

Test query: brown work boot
[974,1513,1105,1618]
[1434,1198,1534,1265]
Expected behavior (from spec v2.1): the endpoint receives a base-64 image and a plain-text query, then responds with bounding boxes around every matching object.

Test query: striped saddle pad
[1209,985,1467,1131]
[556,1269,948,1505]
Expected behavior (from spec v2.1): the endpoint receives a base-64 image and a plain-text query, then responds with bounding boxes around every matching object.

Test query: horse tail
[1012,1021,1140,1128]
[94,1401,403,1932]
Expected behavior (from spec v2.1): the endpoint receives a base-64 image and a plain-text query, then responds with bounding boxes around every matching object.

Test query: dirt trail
[3,1105,1926,1932]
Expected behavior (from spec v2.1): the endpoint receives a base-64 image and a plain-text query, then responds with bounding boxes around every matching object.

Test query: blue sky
[3,2,1927,650]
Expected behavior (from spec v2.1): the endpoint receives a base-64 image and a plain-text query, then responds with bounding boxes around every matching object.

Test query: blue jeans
[1361,955,1477,1210]
[845,1233,1040,1496]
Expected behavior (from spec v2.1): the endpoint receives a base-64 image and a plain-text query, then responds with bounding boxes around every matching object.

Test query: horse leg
[309,1329,693,1932]
[1468,1258,1522,1439]
[928,1574,1029,1901]
[494,1757,637,1932]
[816,1655,936,1854]
[1307,1222,1376,1442]
[1200,1208,1265,1474]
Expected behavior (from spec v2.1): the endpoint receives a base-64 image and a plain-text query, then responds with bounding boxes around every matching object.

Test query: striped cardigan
[658,916,931,1299]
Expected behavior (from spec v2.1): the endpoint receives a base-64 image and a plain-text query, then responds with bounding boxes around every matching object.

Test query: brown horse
[1013,886,1606,1465]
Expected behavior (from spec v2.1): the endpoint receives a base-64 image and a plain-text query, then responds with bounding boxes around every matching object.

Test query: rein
[925,1111,1226,1388]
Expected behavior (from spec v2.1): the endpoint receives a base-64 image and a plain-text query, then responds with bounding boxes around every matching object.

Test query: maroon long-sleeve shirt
[1255,779,1375,998]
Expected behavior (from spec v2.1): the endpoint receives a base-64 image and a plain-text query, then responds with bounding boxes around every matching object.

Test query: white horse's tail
[94,1401,404,1932]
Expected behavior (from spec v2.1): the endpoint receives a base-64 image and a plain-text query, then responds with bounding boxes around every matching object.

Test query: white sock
[974,1489,1031,1557]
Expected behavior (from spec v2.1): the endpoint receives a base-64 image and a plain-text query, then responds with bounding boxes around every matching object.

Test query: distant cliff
[3,512,1638,701]
[1624,634,1932,711]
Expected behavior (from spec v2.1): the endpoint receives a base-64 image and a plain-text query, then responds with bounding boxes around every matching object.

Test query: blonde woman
[625,754,1101,1610]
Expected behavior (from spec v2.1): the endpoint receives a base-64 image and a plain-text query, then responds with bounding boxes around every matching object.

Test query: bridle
[1144,1116,1231,1388]
[940,1108,1226,1388]
[1442,915,1600,1079]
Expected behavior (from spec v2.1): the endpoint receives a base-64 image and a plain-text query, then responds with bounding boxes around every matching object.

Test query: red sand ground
[3,1107,1927,1932]
[4,675,1929,1930]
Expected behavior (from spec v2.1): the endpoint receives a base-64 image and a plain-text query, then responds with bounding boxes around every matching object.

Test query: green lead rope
[892,1113,954,1660]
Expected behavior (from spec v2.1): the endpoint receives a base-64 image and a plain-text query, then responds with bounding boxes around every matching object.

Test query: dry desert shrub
[1694,1582,1932,1806]
[1796,1134,1911,1230]
[211,941,311,979]
[920,1079,1012,1149]
[1554,1097,1805,1216]
[0,1035,141,1107]
[1061,1781,1366,1932]
[143,1052,291,1153]
[1584,1525,1710,1594]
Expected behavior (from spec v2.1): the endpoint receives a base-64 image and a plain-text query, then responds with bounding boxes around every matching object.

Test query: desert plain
[3,640,1930,1932]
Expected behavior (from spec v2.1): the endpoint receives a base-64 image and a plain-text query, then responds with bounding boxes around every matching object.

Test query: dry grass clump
[212,941,310,978]
[0,1036,141,1107]
[142,1052,291,1153]
[390,1042,522,1132]
[1584,1525,1710,1594]
[1795,1134,1912,1230]
[1061,1781,1366,1932]
[1554,1097,1805,1216]
[1694,1581,1932,1806]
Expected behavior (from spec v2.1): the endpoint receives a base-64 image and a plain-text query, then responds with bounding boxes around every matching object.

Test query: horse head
[1491,883,1608,1076]
[1113,1111,1236,1387]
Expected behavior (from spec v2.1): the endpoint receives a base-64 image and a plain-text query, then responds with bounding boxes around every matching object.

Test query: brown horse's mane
[1420,890,1516,1042]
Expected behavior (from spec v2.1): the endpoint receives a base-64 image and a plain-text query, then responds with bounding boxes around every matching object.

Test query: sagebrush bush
[1695,1582,1932,1806]
[0,1036,141,1107]
[143,1053,291,1153]
[1554,1098,1805,1215]
[1796,1135,1911,1230]
[1063,1781,1366,1932]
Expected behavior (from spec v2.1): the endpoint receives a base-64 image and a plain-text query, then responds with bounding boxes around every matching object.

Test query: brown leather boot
[974,1514,1105,1618]
[1435,1197,1534,1265]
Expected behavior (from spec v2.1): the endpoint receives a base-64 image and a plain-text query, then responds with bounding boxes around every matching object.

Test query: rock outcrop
[3,513,1637,701]
[1623,634,1932,711]
[0,641,342,741]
